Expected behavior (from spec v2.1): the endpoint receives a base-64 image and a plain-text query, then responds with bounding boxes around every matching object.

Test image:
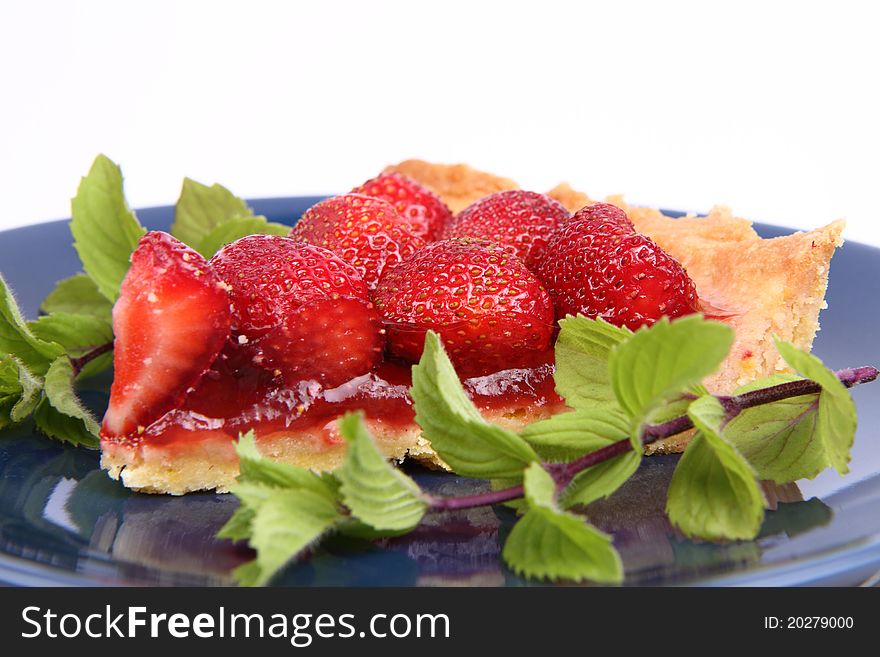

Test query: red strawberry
[572,202,635,232]
[352,172,453,240]
[210,235,383,387]
[373,238,555,375]
[442,190,570,269]
[290,194,426,289]
[536,219,699,330]
[102,231,232,437]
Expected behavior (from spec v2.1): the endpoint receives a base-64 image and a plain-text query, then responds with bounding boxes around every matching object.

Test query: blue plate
[1,198,878,586]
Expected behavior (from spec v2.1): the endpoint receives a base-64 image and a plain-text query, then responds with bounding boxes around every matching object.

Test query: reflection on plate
[1,198,879,586]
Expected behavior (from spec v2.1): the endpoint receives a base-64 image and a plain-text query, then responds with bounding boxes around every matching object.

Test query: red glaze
[102,348,562,451]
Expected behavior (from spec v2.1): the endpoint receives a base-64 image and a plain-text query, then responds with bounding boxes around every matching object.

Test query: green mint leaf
[32,357,100,447]
[28,313,113,378]
[8,357,43,423]
[216,506,255,541]
[609,315,733,446]
[553,315,630,410]
[502,462,623,583]
[521,461,557,508]
[234,487,341,586]
[560,451,640,509]
[40,274,113,321]
[0,273,65,374]
[725,396,823,483]
[1,357,39,429]
[70,155,146,302]
[196,216,291,258]
[521,410,639,507]
[219,433,341,543]
[666,395,765,540]
[235,431,338,498]
[774,340,857,475]
[411,330,538,479]
[520,407,632,462]
[172,178,253,248]
[336,412,427,531]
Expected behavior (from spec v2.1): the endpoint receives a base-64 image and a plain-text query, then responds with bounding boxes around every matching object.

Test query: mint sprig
[224,317,876,585]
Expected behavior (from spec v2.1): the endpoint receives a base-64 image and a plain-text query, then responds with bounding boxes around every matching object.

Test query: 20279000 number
[764,617,854,629]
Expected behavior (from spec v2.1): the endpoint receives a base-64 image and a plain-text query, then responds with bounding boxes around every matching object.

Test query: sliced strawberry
[101,231,232,437]
[352,171,453,240]
[290,194,426,289]
[210,235,384,387]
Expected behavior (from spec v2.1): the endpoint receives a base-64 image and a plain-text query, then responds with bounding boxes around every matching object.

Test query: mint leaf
[774,340,857,475]
[219,432,342,541]
[502,463,623,583]
[521,409,639,507]
[520,407,632,462]
[235,431,337,497]
[0,273,65,374]
[32,357,100,447]
[216,506,255,542]
[411,331,538,478]
[554,315,630,410]
[28,313,113,378]
[234,487,341,586]
[8,357,42,423]
[726,397,823,483]
[336,412,427,531]
[609,315,733,446]
[172,178,253,248]
[0,357,38,429]
[40,274,113,320]
[196,216,291,258]
[70,154,146,302]
[666,395,765,540]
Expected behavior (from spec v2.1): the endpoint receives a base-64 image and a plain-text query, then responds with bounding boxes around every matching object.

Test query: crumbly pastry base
[102,160,843,492]
[102,403,558,495]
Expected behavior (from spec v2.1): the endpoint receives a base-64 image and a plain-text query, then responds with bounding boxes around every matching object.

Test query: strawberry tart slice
[100,165,843,494]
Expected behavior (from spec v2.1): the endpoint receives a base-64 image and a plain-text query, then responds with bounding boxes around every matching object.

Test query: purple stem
[426,365,878,511]
[70,341,113,376]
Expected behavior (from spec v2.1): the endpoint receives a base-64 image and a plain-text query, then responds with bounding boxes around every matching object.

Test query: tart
[100,161,843,494]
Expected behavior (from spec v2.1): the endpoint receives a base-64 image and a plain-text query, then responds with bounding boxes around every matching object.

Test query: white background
[0,0,878,246]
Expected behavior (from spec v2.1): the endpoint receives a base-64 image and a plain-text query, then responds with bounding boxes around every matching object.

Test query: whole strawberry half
[290,194,426,289]
[102,231,232,438]
[352,171,453,241]
[442,190,570,269]
[373,238,555,375]
[537,218,699,330]
[210,235,383,387]
[572,201,635,232]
